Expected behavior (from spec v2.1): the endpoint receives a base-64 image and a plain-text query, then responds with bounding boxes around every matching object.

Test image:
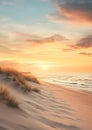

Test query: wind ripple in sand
[21,84,81,130]
[0,82,81,130]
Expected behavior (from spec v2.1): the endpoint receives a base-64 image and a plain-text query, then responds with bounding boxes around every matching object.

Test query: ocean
[41,73,92,92]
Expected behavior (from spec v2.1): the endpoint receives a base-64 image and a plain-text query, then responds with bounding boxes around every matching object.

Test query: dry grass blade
[0,83,19,108]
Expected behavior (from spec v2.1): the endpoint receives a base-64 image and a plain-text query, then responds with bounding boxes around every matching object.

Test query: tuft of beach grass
[0,67,40,93]
[0,82,19,108]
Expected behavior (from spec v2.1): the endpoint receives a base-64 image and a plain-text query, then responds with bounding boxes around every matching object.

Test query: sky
[0,0,92,75]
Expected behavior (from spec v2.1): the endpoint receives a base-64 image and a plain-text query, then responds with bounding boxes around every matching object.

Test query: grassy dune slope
[0,67,40,107]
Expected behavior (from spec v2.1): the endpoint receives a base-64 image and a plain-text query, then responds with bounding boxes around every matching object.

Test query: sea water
[41,73,92,92]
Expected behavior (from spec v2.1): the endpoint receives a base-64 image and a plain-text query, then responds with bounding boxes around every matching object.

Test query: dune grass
[0,83,19,107]
[23,74,40,84]
[0,67,40,93]
[10,74,40,93]
[0,67,39,84]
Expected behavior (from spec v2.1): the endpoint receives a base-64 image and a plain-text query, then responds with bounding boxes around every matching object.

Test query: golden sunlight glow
[37,63,51,70]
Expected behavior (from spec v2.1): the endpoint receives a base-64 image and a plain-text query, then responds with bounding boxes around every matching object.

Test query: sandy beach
[42,82,92,130]
[0,71,92,130]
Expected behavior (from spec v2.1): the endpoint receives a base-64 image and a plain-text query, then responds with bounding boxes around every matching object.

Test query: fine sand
[42,81,92,130]
[0,78,92,130]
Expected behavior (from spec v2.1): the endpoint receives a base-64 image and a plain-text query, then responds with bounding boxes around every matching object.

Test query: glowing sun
[38,63,51,70]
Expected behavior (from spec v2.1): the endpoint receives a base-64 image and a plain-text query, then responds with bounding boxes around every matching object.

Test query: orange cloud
[49,0,92,25]
[27,34,68,44]
[72,35,92,49]
[62,35,92,52]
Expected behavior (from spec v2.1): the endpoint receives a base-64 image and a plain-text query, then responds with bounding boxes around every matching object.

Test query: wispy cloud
[27,34,68,44]
[0,27,68,46]
[79,52,92,56]
[49,0,92,25]
[0,27,69,60]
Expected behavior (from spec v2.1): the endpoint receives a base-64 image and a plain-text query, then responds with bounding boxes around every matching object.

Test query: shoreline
[40,78,92,94]
[41,81,92,130]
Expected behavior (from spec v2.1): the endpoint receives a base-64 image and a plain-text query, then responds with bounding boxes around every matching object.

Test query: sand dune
[0,69,92,130]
